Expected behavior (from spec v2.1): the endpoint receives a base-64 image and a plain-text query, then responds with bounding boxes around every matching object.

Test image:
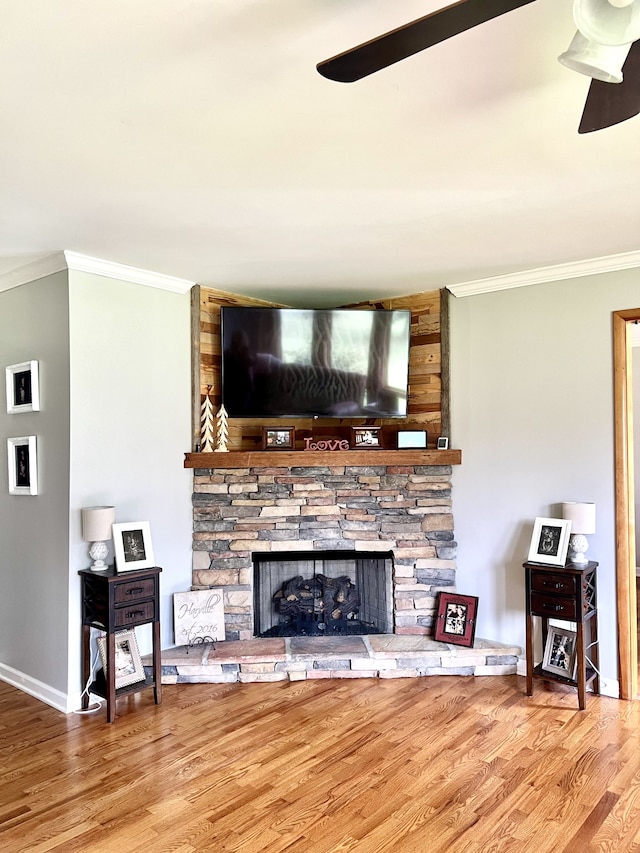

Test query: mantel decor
[184,448,462,468]
[303,437,350,451]
[351,426,381,449]
[263,426,295,450]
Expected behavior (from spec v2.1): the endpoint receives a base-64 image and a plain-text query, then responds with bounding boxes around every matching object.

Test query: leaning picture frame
[542,625,577,679]
[6,360,40,413]
[434,592,479,648]
[97,629,146,689]
[112,521,155,572]
[7,435,38,495]
[527,517,572,567]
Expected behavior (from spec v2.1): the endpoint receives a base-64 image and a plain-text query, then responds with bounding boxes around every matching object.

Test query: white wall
[0,269,192,712]
[67,272,193,700]
[0,273,72,705]
[449,273,640,693]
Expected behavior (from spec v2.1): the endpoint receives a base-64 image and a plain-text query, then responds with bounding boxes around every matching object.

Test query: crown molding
[63,252,194,293]
[0,251,194,294]
[0,252,68,292]
[446,250,640,298]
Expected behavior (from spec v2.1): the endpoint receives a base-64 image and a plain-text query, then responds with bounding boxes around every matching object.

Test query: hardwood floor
[2,675,640,852]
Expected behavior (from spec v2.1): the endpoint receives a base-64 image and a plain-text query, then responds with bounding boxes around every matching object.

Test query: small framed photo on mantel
[350,426,381,449]
[262,426,295,450]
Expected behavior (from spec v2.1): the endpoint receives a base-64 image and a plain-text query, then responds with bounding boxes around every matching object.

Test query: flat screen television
[221,307,411,419]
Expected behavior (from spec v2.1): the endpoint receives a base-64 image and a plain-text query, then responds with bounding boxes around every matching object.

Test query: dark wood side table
[524,560,598,710]
[79,565,162,723]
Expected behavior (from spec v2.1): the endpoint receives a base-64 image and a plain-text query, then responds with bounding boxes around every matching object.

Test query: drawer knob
[126,587,145,595]
[127,609,145,618]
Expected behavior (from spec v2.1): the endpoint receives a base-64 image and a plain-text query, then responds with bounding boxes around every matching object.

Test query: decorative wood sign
[303,437,350,451]
[173,589,225,646]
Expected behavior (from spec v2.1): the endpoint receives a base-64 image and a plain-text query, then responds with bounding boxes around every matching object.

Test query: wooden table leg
[153,620,162,705]
[525,612,534,696]
[576,622,586,710]
[106,632,116,723]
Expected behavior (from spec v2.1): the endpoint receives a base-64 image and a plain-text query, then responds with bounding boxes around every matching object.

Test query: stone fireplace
[191,461,457,640]
[146,452,519,684]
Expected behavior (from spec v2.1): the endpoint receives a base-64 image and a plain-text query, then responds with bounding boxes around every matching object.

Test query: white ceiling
[2,0,640,308]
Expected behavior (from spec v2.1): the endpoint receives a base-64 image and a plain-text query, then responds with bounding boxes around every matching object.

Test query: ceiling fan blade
[316,0,537,83]
[579,41,640,133]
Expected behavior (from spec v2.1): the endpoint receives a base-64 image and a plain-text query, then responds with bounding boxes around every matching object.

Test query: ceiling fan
[316,0,640,133]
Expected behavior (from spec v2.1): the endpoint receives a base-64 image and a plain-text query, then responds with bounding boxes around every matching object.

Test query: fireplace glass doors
[253,550,394,638]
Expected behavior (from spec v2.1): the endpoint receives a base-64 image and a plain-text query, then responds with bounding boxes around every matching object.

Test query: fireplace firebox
[253,550,394,638]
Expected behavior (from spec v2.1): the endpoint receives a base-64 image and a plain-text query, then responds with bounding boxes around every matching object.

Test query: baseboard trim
[0,662,76,713]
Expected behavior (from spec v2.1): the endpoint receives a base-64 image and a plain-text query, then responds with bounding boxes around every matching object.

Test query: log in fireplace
[254,550,394,638]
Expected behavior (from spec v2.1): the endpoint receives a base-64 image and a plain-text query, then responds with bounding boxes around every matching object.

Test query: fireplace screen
[253,550,393,637]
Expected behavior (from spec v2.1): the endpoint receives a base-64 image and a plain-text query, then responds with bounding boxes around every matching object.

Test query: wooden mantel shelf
[184,449,462,469]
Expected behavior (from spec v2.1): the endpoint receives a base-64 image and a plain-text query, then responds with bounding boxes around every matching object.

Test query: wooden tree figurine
[200,392,215,452]
[214,403,229,452]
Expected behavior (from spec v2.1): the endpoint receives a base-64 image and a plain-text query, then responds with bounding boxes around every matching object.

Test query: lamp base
[88,540,109,571]
[568,533,589,566]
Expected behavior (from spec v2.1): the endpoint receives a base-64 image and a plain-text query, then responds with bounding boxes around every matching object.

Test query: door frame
[614,309,638,700]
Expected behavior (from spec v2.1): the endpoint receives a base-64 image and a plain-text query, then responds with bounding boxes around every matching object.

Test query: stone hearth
[145,635,520,684]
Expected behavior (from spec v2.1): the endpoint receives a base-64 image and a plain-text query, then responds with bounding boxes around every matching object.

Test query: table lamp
[82,506,116,571]
[562,501,596,565]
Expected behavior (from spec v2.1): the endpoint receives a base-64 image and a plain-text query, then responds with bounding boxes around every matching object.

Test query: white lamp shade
[562,501,596,534]
[82,506,116,542]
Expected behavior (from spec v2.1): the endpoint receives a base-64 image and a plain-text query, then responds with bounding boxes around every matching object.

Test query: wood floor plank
[3,676,640,851]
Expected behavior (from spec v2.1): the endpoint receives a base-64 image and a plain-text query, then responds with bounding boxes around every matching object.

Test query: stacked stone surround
[177,461,522,682]
[191,463,458,640]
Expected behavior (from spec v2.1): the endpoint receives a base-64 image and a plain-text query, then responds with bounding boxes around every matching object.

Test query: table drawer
[530,592,577,620]
[531,571,576,596]
[114,577,156,604]
[114,599,156,627]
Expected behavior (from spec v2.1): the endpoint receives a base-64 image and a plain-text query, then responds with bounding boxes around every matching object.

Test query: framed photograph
[262,426,295,450]
[350,426,381,449]
[6,361,40,413]
[434,592,479,647]
[112,521,155,572]
[527,517,572,567]
[7,435,38,495]
[437,436,449,450]
[542,626,577,679]
[97,629,146,689]
[397,430,427,449]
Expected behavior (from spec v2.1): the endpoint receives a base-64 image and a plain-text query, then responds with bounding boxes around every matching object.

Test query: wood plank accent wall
[194,285,445,452]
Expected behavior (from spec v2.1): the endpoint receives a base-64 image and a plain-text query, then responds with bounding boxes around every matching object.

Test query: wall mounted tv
[221,307,411,419]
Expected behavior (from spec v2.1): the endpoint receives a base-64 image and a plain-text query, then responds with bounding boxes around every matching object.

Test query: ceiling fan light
[559,31,631,82]
[574,0,640,46]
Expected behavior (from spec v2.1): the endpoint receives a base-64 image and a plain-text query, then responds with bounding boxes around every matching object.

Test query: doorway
[613,310,639,700]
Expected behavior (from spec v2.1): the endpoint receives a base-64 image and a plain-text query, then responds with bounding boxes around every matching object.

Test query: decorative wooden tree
[214,403,229,452]
[200,392,215,452]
